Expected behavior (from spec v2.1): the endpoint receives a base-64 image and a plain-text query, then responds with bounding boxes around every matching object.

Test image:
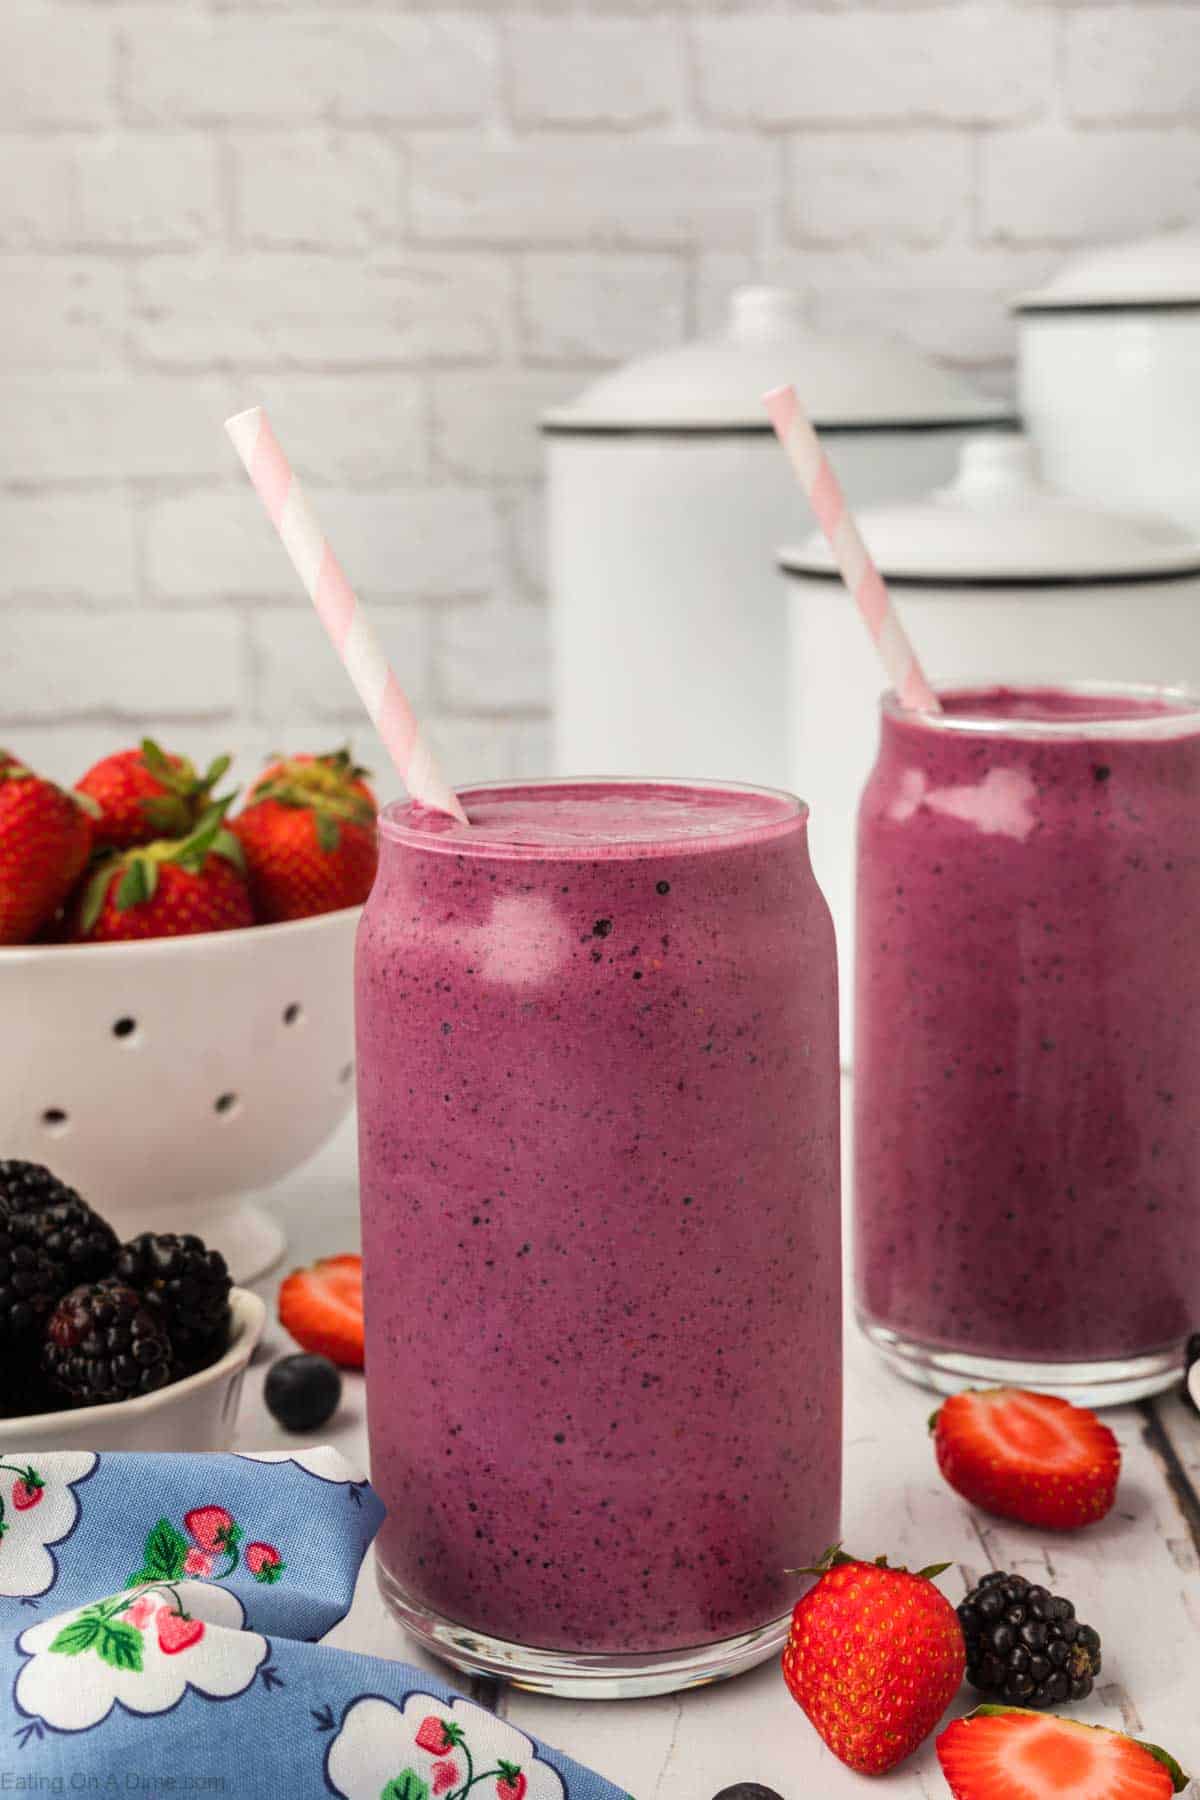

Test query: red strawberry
[937,1707,1189,1799]
[416,1717,465,1756]
[183,1548,214,1578]
[230,748,378,923]
[72,804,254,943]
[244,1542,285,1584]
[278,1253,364,1368]
[496,1762,526,1800]
[0,757,94,944]
[781,1546,965,1776]
[156,1611,205,1656]
[12,1474,44,1511]
[432,1763,458,1796]
[184,1506,239,1555]
[77,740,232,851]
[932,1388,1121,1531]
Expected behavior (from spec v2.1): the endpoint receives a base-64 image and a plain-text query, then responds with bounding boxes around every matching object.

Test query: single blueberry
[264,1353,342,1433]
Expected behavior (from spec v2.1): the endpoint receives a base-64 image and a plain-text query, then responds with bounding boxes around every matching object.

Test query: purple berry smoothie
[355,779,841,1685]
[854,684,1200,1397]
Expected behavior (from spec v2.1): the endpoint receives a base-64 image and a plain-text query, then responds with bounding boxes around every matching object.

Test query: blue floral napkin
[0,1447,635,1800]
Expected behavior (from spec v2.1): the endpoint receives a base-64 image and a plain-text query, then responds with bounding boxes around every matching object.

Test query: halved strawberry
[931,1388,1120,1530]
[278,1253,364,1369]
[937,1707,1188,1799]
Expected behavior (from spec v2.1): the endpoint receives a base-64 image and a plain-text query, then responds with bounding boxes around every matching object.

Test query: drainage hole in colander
[41,1108,70,1134]
[283,1002,303,1026]
[339,1062,354,1086]
[112,1016,138,1041]
[214,1092,240,1118]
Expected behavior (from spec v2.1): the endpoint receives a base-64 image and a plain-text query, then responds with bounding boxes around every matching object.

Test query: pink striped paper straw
[225,406,468,825]
[764,384,941,715]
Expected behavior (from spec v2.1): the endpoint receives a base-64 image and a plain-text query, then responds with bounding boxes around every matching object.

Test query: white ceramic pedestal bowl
[8,1289,266,1452]
[0,909,360,1282]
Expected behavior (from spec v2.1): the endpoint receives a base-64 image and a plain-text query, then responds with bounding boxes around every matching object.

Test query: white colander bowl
[0,908,359,1282]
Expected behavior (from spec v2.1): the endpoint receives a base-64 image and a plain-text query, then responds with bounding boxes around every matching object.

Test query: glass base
[376,1560,790,1699]
[860,1316,1184,1407]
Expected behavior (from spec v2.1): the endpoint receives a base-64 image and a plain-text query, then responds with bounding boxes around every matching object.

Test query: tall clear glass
[356,778,842,1697]
[855,682,1200,1404]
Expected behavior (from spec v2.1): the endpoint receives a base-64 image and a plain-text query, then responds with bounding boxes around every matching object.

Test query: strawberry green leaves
[128,1519,188,1588]
[49,1604,145,1674]
[383,1773,431,1800]
[138,740,236,839]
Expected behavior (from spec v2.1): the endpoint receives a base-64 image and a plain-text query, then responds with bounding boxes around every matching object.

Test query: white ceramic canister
[1017,232,1200,533]
[781,433,1200,1058]
[544,287,1011,788]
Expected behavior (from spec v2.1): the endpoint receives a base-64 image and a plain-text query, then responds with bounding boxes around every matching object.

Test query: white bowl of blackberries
[1,1159,265,1450]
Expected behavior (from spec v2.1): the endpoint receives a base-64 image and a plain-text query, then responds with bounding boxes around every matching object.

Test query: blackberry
[114,1233,231,1372]
[958,1572,1101,1708]
[0,1207,63,1347]
[0,1161,119,1288]
[0,1160,76,1209]
[43,1281,173,1407]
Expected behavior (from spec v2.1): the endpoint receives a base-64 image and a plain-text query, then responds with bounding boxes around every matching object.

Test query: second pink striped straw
[225,406,468,825]
[763,384,941,715]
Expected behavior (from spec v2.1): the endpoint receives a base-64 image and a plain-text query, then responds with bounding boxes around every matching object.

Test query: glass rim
[882,677,1200,740]
[379,775,809,860]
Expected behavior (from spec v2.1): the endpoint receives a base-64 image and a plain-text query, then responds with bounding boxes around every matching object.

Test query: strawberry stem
[785,1542,952,1583]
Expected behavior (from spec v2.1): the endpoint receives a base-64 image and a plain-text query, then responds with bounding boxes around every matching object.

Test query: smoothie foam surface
[382,779,803,857]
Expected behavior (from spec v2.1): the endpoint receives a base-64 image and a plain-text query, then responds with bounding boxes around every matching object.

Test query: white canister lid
[1014,231,1200,314]
[779,434,1200,586]
[542,287,1012,435]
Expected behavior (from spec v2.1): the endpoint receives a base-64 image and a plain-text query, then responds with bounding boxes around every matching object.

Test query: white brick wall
[1,0,1196,794]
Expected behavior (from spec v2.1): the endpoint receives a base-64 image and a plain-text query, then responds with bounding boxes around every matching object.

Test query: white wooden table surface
[233,1106,1200,1800]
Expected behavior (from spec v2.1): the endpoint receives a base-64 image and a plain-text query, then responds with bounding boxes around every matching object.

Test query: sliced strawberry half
[278,1253,364,1369]
[931,1388,1120,1530]
[937,1708,1188,1799]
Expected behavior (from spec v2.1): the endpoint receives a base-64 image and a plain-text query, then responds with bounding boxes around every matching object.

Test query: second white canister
[544,286,1010,789]
[782,433,1200,1058]
[1017,232,1200,534]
